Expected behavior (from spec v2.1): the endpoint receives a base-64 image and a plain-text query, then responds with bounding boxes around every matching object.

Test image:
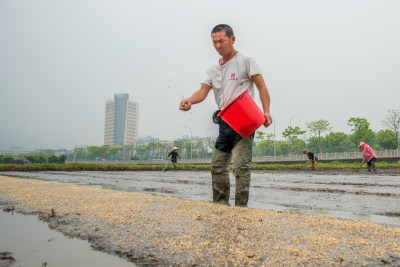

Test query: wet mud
[1,169,399,226]
[1,169,400,265]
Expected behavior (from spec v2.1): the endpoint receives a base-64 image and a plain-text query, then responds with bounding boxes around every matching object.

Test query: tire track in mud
[253,185,400,197]
[289,180,400,188]
[160,179,209,185]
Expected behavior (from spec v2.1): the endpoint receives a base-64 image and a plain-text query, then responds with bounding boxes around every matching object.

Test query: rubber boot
[232,136,253,207]
[211,149,232,204]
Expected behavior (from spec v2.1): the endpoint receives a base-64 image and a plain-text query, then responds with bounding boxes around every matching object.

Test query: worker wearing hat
[168,147,179,169]
[359,142,377,172]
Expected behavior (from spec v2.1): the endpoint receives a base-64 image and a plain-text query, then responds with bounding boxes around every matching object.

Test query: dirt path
[1,175,400,266]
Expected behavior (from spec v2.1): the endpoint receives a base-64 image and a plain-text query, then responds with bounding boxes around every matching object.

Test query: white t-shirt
[202,52,261,110]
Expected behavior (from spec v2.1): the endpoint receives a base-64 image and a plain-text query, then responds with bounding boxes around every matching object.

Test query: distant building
[136,135,159,145]
[104,93,139,146]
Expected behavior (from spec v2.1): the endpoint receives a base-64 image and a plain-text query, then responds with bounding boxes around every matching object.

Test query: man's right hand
[179,99,191,111]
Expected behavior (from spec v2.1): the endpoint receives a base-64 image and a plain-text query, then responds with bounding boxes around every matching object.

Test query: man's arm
[179,83,211,111]
[362,152,370,163]
[251,74,272,128]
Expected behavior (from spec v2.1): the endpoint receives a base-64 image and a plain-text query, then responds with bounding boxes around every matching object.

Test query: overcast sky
[1,0,399,150]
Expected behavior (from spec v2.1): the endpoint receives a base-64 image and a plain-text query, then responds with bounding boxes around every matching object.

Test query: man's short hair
[211,24,234,38]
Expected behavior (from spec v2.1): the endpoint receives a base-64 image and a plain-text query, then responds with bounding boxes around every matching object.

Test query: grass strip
[0,161,398,172]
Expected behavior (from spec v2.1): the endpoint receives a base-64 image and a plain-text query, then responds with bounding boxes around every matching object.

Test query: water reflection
[0,209,136,267]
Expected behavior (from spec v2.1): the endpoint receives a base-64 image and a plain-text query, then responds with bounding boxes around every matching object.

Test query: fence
[252,149,400,163]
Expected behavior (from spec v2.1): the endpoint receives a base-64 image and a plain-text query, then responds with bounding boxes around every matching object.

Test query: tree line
[68,138,216,162]
[254,112,399,157]
[68,113,398,161]
[0,150,67,164]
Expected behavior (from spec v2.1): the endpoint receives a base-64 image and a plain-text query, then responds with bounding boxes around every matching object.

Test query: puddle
[0,209,136,267]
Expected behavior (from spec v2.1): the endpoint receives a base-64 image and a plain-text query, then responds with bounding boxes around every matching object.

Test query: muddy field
[2,168,400,226]
[1,172,400,266]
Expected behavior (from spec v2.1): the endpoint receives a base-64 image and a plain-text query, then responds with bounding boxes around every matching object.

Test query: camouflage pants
[211,136,253,206]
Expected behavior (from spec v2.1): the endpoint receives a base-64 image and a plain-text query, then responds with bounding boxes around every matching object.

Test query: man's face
[211,31,235,57]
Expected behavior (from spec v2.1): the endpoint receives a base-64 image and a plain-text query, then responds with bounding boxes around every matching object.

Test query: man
[303,150,318,170]
[168,147,179,168]
[179,24,272,206]
[163,147,179,171]
[359,142,377,172]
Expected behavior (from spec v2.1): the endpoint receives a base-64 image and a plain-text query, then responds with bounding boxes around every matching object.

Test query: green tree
[291,139,307,155]
[255,131,275,156]
[348,117,370,145]
[276,141,290,156]
[182,141,193,159]
[134,145,147,160]
[122,145,132,160]
[58,154,67,164]
[25,153,47,163]
[255,131,266,143]
[48,155,58,163]
[72,147,88,161]
[0,155,13,164]
[108,146,122,160]
[376,129,398,150]
[306,137,319,153]
[87,145,109,160]
[350,128,376,149]
[382,109,400,139]
[160,143,171,160]
[282,126,306,154]
[200,139,211,159]
[255,140,272,156]
[306,119,332,153]
[324,132,352,152]
[145,142,162,159]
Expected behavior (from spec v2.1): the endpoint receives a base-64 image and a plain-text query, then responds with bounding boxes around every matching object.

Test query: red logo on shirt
[229,73,238,81]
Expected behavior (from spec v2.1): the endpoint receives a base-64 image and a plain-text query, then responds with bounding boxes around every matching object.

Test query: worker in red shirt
[359,142,377,172]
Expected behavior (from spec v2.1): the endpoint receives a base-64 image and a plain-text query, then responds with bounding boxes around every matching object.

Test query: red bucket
[217,90,266,138]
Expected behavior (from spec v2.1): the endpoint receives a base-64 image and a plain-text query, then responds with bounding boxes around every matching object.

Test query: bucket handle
[218,90,247,118]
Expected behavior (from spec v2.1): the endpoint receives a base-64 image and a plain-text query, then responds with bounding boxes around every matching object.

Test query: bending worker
[179,24,272,207]
[303,150,318,170]
[359,142,377,172]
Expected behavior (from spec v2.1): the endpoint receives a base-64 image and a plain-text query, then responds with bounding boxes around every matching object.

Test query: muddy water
[0,209,136,267]
[2,170,400,226]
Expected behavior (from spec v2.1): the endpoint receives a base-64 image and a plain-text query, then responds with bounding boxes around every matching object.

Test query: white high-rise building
[104,93,139,146]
